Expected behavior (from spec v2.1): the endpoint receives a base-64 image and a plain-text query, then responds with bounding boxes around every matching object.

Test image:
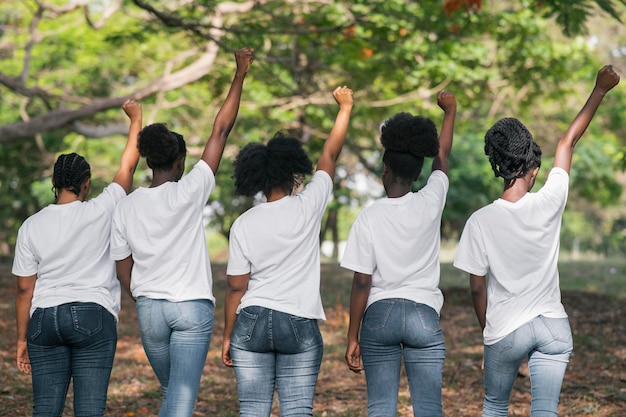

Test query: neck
[266,188,289,202]
[56,189,81,204]
[150,170,178,187]
[385,183,411,199]
[501,178,531,203]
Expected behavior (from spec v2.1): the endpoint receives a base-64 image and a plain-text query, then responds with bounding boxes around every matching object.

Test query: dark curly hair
[233,132,314,197]
[380,112,439,183]
[138,123,187,171]
[52,153,91,199]
[484,117,542,187]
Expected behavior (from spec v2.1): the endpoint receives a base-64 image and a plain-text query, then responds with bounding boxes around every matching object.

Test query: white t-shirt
[110,160,216,303]
[340,170,449,315]
[227,170,334,320]
[454,167,569,345]
[12,183,126,319]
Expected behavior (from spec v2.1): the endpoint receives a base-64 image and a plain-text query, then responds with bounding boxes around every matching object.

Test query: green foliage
[2,0,626,255]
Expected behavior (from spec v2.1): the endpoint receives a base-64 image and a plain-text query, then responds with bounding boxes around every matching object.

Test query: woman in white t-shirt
[454,65,619,416]
[221,86,353,417]
[340,91,457,416]
[13,100,142,416]
[110,48,253,417]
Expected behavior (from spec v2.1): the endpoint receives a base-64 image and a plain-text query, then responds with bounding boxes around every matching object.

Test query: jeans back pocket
[70,304,103,336]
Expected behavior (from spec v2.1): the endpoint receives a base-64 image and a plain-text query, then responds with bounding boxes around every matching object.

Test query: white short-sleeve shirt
[111,160,216,303]
[227,170,334,320]
[454,167,569,345]
[340,170,449,315]
[12,183,126,319]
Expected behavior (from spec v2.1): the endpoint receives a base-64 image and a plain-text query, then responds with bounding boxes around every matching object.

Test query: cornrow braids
[233,132,313,197]
[484,118,542,186]
[52,153,91,199]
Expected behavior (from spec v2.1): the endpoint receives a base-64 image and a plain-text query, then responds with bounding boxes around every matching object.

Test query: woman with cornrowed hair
[454,65,620,416]
[111,47,253,417]
[222,86,353,416]
[13,100,142,416]
[341,90,457,416]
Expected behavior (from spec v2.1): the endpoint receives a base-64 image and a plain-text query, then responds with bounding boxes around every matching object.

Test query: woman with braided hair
[454,65,620,416]
[222,86,353,416]
[13,100,142,416]
[341,90,457,416]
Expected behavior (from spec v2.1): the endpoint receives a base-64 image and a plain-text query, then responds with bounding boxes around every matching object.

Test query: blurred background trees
[2,0,626,258]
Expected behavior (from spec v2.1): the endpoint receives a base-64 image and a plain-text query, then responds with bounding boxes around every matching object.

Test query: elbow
[353,273,372,291]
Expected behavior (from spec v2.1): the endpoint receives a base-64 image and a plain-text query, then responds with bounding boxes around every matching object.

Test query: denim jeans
[360,299,445,417]
[229,306,324,417]
[27,302,117,417]
[136,297,214,417]
[483,316,573,417]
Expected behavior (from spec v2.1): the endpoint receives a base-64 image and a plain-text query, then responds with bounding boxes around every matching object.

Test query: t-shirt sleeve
[298,170,333,218]
[89,182,126,216]
[340,216,375,275]
[12,222,38,277]
[453,216,489,277]
[110,205,131,261]
[178,160,216,206]
[226,221,251,276]
[421,170,450,209]
[536,167,569,209]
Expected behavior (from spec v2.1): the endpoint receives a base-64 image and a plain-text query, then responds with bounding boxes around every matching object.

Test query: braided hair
[138,123,187,171]
[484,118,542,187]
[52,153,91,199]
[233,132,314,197]
[380,112,439,184]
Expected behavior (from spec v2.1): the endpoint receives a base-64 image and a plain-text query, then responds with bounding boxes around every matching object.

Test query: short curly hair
[138,123,187,171]
[484,117,542,187]
[233,132,314,197]
[380,112,439,183]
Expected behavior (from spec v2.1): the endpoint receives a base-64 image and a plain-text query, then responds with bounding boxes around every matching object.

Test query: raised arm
[316,86,354,179]
[554,65,620,173]
[202,47,254,174]
[112,99,142,194]
[432,90,457,175]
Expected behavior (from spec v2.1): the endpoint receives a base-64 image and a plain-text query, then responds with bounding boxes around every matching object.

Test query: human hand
[222,338,233,367]
[595,64,620,94]
[333,86,353,109]
[437,90,457,114]
[345,339,363,373]
[235,47,254,75]
[17,341,31,375]
[122,99,142,121]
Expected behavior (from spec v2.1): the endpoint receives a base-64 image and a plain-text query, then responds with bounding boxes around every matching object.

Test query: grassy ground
[1,260,625,416]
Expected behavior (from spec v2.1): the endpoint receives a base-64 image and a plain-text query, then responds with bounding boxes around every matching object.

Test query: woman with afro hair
[110,47,253,417]
[341,90,457,416]
[454,65,619,416]
[222,86,353,416]
[13,99,142,416]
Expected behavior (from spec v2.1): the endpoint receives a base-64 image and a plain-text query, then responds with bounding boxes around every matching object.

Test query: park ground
[0,261,625,416]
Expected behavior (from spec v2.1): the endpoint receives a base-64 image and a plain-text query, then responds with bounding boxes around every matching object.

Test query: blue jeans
[230,306,324,417]
[136,297,214,417]
[483,316,573,417]
[360,299,445,417]
[27,302,117,417]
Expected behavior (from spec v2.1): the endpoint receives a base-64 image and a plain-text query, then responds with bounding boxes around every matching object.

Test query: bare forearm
[223,287,245,340]
[347,273,371,341]
[470,275,487,330]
